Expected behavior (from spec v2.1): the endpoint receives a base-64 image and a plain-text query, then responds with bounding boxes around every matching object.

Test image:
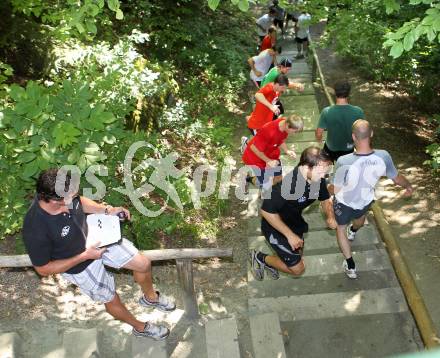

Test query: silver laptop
[86,214,122,247]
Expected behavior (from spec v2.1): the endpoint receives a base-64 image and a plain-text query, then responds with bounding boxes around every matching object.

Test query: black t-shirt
[22,196,93,274]
[261,167,330,236]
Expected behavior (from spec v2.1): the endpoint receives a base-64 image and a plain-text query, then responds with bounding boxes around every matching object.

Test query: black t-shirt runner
[22,196,93,274]
[261,167,330,237]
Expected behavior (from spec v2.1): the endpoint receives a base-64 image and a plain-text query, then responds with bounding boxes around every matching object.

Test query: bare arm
[80,196,131,219]
[255,92,279,114]
[288,81,304,92]
[261,210,303,249]
[393,174,413,196]
[250,144,278,167]
[34,246,105,276]
[315,128,325,143]
[248,57,262,77]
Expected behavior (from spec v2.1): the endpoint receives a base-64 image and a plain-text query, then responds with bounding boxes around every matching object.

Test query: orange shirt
[247,83,279,130]
[260,35,274,51]
[242,118,288,168]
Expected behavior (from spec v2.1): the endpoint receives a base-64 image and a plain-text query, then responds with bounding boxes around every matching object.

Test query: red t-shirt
[242,118,288,168]
[260,35,273,51]
[247,83,279,130]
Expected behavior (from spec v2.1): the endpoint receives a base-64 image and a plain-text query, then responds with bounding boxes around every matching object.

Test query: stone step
[249,313,287,358]
[290,62,312,76]
[63,328,100,358]
[132,335,167,358]
[249,225,379,254]
[248,269,400,299]
[248,287,408,321]
[247,249,392,282]
[289,129,325,142]
[0,332,21,358]
[246,211,327,237]
[282,96,320,130]
[281,312,421,358]
[170,323,207,358]
[205,318,240,358]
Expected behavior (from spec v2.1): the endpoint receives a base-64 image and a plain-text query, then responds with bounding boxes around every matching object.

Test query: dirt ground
[311,24,440,335]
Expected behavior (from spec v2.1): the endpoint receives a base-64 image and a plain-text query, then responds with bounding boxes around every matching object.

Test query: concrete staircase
[245,37,423,358]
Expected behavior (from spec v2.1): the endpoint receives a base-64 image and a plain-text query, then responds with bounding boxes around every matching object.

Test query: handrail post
[176,258,199,319]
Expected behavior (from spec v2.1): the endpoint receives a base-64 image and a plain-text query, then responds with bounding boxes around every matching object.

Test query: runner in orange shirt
[247,74,289,135]
[242,115,303,189]
[260,27,277,52]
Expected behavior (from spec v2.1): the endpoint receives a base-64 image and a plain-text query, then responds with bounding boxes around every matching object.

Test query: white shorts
[62,238,138,303]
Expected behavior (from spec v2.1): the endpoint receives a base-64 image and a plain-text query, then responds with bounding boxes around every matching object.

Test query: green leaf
[237,0,249,12]
[9,84,26,102]
[390,41,404,58]
[67,150,81,164]
[433,16,440,32]
[87,4,100,16]
[75,22,86,33]
[103,134,116,144]
[427,28,436,41]
[17,152,37,163]
[384,0,400,14]
[85,20,97,34]
[107,0,119,12]
[100,111,117,124]
[4,130,17,139]
[208,0,220,10]
[40,147,54,162]
[115,9,123,20]
[84,142,100,155]
[52,121,81,148]
[22,159,39,178]
[403,31,415,51]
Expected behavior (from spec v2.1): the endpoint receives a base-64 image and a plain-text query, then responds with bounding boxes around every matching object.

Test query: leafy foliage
[0,0,251,247]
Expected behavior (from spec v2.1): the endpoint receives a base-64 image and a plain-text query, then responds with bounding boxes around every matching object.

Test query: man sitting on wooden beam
[22,168,175,340]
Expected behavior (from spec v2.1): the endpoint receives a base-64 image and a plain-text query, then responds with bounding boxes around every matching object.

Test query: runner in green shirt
[260,58,304,118]
[315,80,365,162]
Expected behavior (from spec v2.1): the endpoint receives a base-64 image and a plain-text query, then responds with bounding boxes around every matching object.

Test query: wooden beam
[0,248,233,268]
[176,258,199,319]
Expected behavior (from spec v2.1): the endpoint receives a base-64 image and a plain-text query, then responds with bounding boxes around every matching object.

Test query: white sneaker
[347,226,356,241]
[343,260,357,279]
[240,136,248,153]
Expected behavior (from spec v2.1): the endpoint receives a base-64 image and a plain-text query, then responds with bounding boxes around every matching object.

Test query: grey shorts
[333,197,372,226]
[62,238,138,303]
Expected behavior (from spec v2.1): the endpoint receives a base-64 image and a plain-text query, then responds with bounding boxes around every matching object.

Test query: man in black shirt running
[250,147,336,279]
[23,168,175,340]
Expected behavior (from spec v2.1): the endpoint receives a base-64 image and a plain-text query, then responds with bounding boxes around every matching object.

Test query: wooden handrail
[0,248,233,268]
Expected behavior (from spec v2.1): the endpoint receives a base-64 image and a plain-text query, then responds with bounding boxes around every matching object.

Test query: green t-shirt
[317,104,364,151]
[261,67,280,87]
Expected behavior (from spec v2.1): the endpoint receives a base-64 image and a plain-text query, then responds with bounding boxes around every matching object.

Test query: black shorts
[263,228,304,267]
[333,197,372,226]
[274,18,284,29]
[286,13,297,22]
[295,37,308,44]
[272,99,284,120]
[323,143,353,163]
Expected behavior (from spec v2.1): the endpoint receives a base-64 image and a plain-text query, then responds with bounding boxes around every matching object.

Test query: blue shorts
[333,197,372,226]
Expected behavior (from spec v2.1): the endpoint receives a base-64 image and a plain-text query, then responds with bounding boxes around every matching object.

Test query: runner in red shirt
[243,115,304,188]
[260,27,277,52]
[247,74,289,135]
